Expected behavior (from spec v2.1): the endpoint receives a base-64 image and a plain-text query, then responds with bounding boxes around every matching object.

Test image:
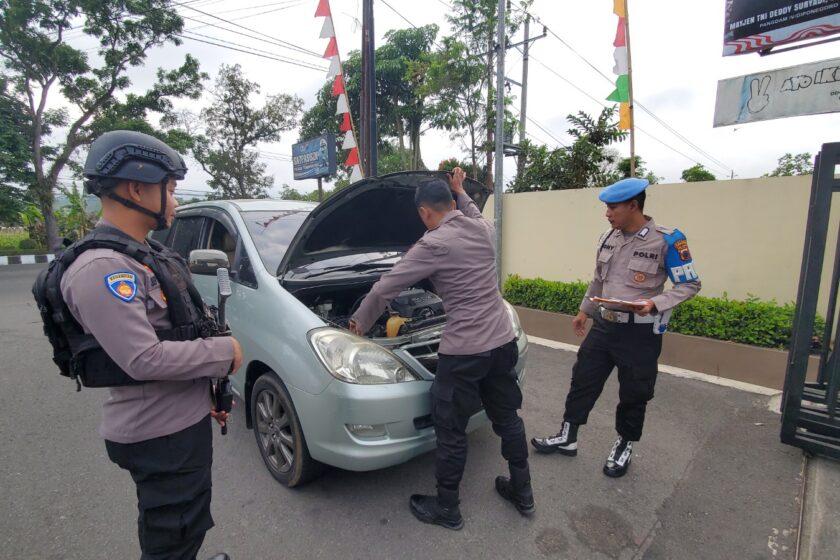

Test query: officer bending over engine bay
[349,168,534,530]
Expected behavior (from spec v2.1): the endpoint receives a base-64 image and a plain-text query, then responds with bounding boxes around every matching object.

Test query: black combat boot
[495,463,535,516]
[603,436,633,478]
[409,486,464,530]
[531,421,578,455]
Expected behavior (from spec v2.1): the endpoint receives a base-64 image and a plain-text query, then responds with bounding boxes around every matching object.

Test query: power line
[184,1,308,32]
[379,0,567,152]
[179,1,322,59]
[178,33,327,71]
[380,0,417,29]
[516,7,734,175]
[198,0,307,16]
[526,52,729,173]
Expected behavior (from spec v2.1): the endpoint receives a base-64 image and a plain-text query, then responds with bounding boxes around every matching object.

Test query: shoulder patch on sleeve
[104,271,138,302]
[663,229,699,284]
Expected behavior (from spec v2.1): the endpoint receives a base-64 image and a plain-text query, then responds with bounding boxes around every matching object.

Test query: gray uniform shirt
[351,191,514,356]
[580,217,701,316]
[61,224,234,444]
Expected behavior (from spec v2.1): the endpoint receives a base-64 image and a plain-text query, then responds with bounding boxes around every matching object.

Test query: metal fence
[781,142,840,459]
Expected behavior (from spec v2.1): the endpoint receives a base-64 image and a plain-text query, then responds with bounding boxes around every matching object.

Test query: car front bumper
[292,335,529,472]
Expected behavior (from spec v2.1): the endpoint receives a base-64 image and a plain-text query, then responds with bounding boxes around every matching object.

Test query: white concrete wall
[484,175,840,309]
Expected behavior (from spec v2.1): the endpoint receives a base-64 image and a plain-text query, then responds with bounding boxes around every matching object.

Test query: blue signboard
[292,134,337,180]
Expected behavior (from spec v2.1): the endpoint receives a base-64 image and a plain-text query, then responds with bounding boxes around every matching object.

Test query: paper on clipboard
[589,296,643,308]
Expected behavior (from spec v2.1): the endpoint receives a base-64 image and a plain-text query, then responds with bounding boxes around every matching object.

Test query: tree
[299,26,439,178]
[764,152,813,177]
[0,185,27,225]
[188,64,302,199]
[436,1,531,188]
[0,0,207,250]
[377,25,438,169]
[279,185,318,202]
[509,107,627,192]
[606,155,661,185]
[681,164,716,182]
[437,157,488,185]
[56,183,97,241]
[424,37,487,182]
[19,202,44,246]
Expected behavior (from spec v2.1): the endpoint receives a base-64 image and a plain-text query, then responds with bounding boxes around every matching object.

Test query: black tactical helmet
[84,130,187,231]
[84,130,187,195]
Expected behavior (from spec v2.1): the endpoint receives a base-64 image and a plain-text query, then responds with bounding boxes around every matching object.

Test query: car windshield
[241,210,310,274]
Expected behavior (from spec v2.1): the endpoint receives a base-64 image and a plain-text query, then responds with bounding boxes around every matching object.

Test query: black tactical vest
[33,226,216,390]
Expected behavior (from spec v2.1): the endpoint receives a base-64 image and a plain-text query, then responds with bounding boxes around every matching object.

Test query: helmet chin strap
[107,181,169,231]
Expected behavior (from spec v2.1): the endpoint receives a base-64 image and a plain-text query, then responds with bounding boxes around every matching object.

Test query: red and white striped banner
[315,0,363,182]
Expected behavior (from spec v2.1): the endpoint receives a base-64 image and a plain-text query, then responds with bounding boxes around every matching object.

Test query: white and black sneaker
[603,436,633,478]
[531,421,578,456]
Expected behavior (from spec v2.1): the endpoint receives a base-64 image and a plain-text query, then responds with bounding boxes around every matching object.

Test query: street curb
[0,254,55,266]
[800,456,840,559]
[527,334,782,397]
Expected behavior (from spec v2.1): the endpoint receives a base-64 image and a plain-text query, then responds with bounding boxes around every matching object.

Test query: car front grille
[402,339,440,374]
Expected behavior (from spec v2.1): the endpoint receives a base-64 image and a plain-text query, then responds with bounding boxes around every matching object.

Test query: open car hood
[276,171,491,276]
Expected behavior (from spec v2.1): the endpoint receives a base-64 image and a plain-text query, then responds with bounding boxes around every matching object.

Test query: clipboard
[589,296,644,308]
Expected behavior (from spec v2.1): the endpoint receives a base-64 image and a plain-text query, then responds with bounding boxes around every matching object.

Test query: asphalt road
[1,264,802,560]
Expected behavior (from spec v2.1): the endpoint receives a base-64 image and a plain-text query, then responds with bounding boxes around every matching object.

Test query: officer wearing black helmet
[60,130,241,560]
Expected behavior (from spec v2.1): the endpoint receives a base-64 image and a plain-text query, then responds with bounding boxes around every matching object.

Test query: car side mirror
[189,249,230,275]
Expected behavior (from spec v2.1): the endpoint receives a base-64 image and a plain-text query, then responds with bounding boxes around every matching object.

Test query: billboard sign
[713,56,840,126]
[292,134,336,180]
[724,0,840,56]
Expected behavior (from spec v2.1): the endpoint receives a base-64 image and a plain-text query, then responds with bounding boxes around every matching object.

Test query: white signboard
[713,56,840,127]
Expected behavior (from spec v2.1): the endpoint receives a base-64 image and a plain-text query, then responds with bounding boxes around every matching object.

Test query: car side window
[206,219,238,266]
[205,217,258,289]
[170,216,205,259]
[148,227,171,246]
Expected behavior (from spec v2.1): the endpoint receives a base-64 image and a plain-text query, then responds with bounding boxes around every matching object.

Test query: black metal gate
[781,142,840,459]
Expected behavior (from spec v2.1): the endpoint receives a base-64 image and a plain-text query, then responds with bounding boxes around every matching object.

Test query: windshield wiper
[302,263,394,279]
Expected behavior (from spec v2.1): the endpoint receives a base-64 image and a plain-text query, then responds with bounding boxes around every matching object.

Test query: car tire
[251,372,323,487]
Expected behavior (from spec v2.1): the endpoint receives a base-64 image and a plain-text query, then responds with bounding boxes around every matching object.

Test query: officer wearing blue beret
[532,178,701,477]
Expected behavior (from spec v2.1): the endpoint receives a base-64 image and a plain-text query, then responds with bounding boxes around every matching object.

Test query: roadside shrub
[18,238,38,250]
[503,275,824,350]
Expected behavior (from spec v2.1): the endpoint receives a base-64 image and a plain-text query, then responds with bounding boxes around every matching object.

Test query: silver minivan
[157,171,529,486]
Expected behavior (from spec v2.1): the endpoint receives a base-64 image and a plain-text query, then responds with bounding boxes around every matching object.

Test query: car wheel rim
[255,388,294,474]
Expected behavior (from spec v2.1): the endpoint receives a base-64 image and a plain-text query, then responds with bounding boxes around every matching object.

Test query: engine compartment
[294,282,446,339]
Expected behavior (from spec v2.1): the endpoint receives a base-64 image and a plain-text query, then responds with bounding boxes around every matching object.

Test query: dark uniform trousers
[432,339,528,489]
[106,416,214,560]
[564,316,663,441]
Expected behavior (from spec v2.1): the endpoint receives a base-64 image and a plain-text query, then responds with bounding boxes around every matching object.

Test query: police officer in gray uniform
[349,168,533,530]
[532,178,701,477]
[61,131,242,560]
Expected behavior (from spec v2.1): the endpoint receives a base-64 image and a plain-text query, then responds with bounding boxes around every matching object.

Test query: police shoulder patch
[104,271,138,302]
[663,229,699,284]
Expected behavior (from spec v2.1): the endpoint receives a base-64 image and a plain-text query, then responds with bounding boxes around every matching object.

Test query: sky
[54,0,840,198]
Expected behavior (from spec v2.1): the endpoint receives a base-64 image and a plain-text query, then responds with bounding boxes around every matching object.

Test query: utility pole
[625,0,636,177]
[494,0,506,286]
[517,15,530,178]
[361,0,377,177]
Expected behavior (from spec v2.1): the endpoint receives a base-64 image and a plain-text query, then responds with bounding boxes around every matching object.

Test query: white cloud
[59,0,840,194]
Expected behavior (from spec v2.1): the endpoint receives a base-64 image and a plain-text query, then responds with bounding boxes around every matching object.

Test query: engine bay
[301,285,446,338]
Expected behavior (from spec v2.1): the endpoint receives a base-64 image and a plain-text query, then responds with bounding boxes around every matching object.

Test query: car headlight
[503,300,524,339]
[309,328,419,384]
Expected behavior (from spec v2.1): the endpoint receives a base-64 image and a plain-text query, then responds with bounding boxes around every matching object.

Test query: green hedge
[503,275,824,350]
